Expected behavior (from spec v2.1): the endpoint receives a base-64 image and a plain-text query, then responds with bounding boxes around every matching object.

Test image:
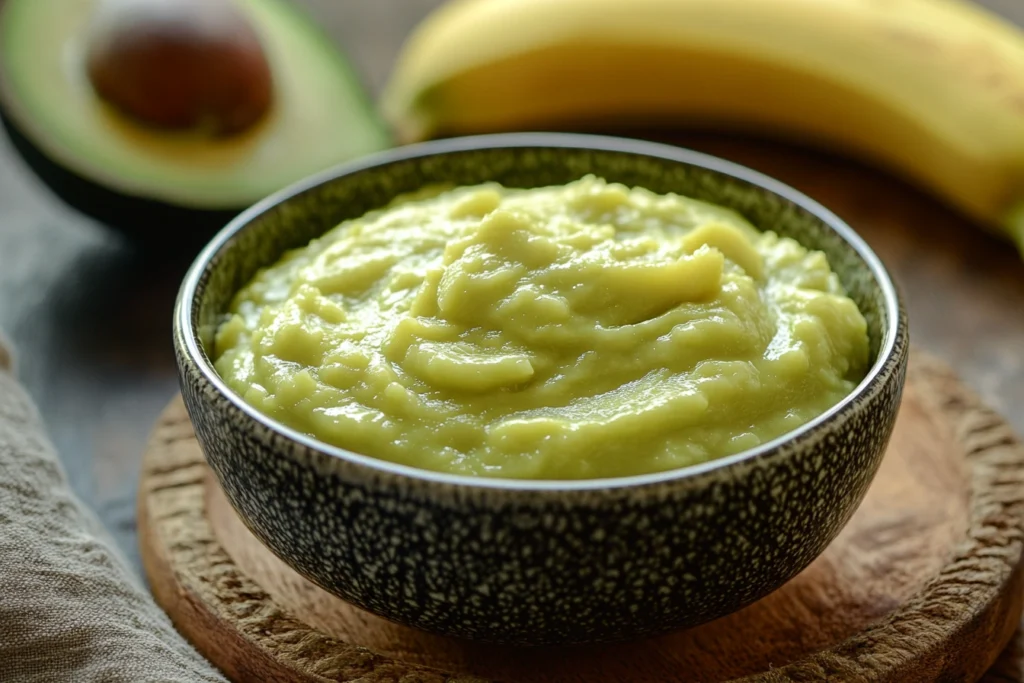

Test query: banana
[380,0,1024,253]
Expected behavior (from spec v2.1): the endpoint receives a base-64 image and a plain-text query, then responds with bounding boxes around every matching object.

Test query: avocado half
[0,0,392,241]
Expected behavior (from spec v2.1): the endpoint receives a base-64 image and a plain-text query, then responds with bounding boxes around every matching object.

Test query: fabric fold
[0,333,226,683]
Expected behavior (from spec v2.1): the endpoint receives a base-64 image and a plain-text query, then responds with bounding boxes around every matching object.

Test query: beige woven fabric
[0,334,226,682]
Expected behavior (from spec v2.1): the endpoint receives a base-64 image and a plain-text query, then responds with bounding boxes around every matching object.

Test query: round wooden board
[139,351,1024,683]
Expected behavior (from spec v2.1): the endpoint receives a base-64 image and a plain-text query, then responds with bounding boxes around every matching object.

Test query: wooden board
[138,352,1024,682]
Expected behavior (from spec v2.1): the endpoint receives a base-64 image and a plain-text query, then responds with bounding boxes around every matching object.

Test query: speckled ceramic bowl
[174,133,909,646]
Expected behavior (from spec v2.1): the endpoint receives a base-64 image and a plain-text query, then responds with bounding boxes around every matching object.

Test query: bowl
[173,132,909,646]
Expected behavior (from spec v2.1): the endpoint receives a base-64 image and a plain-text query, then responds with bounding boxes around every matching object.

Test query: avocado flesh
[0,0,391,219]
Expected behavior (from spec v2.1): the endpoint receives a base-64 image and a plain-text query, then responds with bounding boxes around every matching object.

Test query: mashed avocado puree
[214,176,869,479]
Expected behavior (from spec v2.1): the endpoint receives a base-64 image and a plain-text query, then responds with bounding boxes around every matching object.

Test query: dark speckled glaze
[173,133,909,646]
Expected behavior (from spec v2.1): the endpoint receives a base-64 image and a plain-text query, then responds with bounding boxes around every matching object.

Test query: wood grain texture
[139,352,1024,683]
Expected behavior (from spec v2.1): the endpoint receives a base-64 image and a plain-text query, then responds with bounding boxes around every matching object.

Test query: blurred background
[0,0,1022,572]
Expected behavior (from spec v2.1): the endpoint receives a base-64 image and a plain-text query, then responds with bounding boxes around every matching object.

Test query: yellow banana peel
[381,0,1024,255]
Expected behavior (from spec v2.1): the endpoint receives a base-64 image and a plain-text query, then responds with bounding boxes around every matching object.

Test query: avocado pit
[84,0,274,136]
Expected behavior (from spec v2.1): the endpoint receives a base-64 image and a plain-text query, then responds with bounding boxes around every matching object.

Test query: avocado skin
[1,109,240,248]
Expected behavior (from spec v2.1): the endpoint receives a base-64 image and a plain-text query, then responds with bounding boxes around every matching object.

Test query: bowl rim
[175,131,905,492]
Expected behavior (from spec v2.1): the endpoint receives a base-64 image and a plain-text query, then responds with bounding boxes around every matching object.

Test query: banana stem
[1003,202,1024,261]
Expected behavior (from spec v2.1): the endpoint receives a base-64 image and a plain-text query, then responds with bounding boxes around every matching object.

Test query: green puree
[214,176,869,479]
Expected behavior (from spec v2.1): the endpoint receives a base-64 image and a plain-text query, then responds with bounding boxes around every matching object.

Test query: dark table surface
[0,0,1022,578]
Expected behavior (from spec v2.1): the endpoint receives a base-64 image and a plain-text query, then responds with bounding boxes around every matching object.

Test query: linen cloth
[0,331,226,682]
